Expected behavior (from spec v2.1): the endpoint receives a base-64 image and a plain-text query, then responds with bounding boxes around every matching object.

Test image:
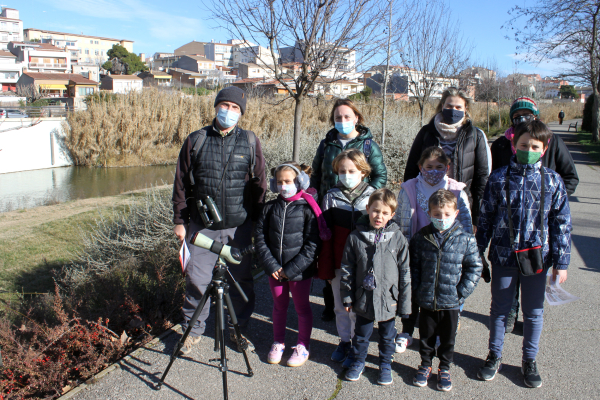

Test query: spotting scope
[190,231,254,264]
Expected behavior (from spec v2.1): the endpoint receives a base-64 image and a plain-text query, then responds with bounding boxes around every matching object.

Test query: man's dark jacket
[172,122,267,229]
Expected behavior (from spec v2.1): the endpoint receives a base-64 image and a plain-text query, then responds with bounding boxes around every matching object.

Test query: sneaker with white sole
[179,334,202,355]
[267,342,285,364]
[478,351,502,381]
[522,359,542,388]
[229,327,255,351]
[395,333,413,353]
[287,344,309,367]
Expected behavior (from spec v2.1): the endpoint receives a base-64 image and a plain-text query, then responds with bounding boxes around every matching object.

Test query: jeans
[181,219,255,336]
[331,268,356,342]
[268,277,313,348]
[352,315,396,364]
[419,308,459,370]
[489,265,547,360]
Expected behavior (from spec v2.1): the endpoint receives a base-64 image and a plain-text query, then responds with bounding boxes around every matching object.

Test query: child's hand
[552,269,568,284]
[280,270,288,280]
[345,306,352,312]
[272,269,282,280]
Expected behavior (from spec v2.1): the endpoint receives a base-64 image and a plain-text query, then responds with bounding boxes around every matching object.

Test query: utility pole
[381,0,393,148]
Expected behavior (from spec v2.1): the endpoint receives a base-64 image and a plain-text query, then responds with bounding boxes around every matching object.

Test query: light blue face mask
[335,121,355,136]
[216,108,240,129]
[430,216,456,231]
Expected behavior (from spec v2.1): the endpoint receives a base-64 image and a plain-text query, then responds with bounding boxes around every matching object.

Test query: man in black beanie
[172,86,266,355]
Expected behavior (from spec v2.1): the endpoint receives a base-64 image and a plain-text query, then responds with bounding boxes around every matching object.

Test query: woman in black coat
[404,88,491,228]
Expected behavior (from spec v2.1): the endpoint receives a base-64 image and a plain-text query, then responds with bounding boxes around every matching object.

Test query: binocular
[196,196,222,228]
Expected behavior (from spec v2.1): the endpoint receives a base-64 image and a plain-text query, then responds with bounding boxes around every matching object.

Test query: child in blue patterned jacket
[475,119,572,389]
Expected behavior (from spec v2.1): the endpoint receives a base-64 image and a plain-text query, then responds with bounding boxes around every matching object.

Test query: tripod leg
[156,283,213,390]
[224,290,254,377]
[215,286,229,400]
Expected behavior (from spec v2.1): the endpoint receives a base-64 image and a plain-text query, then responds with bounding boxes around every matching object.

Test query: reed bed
[62,89,583,169]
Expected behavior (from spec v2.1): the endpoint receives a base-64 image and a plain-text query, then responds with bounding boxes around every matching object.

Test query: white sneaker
[395,333,413,353]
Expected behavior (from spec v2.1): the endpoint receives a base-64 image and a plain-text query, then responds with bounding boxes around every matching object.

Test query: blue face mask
[430,215,456,231]
[335,121,355,136]
[216,108,240,129]
[442,108,464,124]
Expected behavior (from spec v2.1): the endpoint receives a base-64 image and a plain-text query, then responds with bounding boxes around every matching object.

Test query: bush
[582,94,596,132]
[0,188,185,399]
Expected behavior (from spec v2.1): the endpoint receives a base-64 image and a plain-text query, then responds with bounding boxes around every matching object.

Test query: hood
[325,124,373,143]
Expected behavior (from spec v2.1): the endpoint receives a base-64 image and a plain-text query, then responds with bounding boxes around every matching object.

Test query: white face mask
[338,173,362,189]
[278,184,298,198]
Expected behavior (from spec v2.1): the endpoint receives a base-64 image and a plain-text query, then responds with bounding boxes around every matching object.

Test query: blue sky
[16,0,566,78]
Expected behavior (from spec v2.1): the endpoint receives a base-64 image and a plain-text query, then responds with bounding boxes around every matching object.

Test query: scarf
[434,113,463,141]
[281,189,332,241]
[335,181,369,203]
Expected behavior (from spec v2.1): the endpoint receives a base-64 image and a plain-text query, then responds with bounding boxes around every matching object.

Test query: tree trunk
[381,0,393,148]
[593,87,599,142]
[293,96,303,162]
[487,100,490,134]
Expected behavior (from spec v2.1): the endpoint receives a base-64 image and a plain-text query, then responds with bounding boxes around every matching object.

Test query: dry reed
[62,89,583,168]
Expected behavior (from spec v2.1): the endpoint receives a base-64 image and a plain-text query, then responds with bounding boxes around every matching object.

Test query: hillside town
[0,6,592,111]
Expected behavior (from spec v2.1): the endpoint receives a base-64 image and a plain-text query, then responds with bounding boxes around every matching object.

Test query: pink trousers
[268,276,313,348]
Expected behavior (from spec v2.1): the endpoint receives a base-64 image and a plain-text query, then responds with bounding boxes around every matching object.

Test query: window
[0,22,6,28]
[94,40,98,44]
[80,71,89,78]
[90,40,93,44]
[95,50,99,56]
[78,87,95,96]
[12,23,18,29]
[1,35,7,41]
[3,72,17,79]
[85,49,89,55]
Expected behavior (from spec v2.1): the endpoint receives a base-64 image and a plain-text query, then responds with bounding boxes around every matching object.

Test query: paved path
[70,119,599,399]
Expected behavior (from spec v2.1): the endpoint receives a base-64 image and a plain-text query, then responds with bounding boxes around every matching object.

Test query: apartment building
[238,62,274,80]
[232,43,277,68]
[8,41,70,74]
[279,40,357,79]
[0,8,22,50]
[100,75,143,94]
[204,42,234,67]
[24,28,133,65]
[0,49,23,91]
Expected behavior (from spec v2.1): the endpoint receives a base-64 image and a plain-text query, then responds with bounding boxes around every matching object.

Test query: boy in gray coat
[340,189,411,385]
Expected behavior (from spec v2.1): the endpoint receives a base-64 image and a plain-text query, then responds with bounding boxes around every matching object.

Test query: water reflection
[0,165,175,212]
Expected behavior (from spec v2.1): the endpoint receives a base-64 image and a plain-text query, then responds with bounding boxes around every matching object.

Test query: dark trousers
[510,278,521,315]
[419,308,459,370]
[401,300,421,335]
[352,315,396,364]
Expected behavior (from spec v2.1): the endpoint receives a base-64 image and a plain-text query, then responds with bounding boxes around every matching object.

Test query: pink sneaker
[287,344,309,367]
[267,342,285,364]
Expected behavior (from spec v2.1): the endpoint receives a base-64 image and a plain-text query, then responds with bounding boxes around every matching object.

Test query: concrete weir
[0,117,72,174]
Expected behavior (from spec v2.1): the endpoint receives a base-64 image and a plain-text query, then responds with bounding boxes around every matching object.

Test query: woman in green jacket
[311,98,387,321]
[311,98,387,201]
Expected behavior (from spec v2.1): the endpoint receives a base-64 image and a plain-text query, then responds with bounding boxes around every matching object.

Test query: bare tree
[16,84,50,104]
[506,0,600,141]
[473,61,500,133]
[393,0,472,126]
[207,0,384,161]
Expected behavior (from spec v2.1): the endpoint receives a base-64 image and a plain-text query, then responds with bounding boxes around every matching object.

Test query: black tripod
[157,257,254,399]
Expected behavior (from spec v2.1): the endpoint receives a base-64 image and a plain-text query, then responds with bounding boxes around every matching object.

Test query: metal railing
[28,63,68,68]
[9,105,85,118]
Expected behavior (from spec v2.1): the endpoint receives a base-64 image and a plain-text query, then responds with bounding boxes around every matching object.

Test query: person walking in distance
[172,86,266,354]
[558,110,565,125]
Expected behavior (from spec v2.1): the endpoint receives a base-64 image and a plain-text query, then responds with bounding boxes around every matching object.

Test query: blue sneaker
[413,365,432,387]
[342,349,356,369]
[377,362,393,385]
[345,361,365,381]
[331,341,351,363]
[437,369,452,391]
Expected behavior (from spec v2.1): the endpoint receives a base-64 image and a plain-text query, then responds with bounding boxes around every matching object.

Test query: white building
[313,78,364,96]
[237,62,275,80]
[0,8,22,50]
[100,74,143,94]
[279,40,357,80]
[8,42,71,74]
[204,41,234,67]
[0,49,23,92]
[232,42,276,68]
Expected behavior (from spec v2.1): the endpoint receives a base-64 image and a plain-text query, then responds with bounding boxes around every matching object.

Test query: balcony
[28,63,68,69]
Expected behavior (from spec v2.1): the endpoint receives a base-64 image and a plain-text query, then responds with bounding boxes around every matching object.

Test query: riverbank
[0,185,169,294]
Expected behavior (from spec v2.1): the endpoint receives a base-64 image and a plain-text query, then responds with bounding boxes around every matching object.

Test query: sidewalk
[69,119,599,399]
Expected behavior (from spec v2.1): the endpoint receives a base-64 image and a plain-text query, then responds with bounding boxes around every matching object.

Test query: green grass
[0,205,129,296]
[576,131,600,164]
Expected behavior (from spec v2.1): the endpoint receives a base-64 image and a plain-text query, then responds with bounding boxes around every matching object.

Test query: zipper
[519,167,526,249]
[221,135,226,220]
[279,202,290,261]
[425,225,458,311]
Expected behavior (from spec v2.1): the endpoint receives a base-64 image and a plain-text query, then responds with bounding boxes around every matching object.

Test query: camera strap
[215,127,241,199]
[506,166,545,250]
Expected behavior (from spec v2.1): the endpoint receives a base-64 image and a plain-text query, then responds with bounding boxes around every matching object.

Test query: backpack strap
[363,139,372,158]
[188,129,207,187]
[246,130,257,178]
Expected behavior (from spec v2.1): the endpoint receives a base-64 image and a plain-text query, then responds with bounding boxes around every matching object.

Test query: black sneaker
[478,351,502,381]
[522,360,542,388]
[505,309,517,334]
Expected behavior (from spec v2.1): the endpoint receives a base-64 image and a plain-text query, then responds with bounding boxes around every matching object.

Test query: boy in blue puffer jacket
[476,120,572,389]
[409,189,483,392]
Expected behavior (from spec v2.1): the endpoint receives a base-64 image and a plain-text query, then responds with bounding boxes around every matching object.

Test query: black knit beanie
[214,86,247,115]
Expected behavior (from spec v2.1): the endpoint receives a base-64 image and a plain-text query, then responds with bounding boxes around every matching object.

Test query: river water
[0,165,175,212]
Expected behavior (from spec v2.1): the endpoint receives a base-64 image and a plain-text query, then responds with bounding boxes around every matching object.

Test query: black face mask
[442,108,464,124]
[512,114,535,126]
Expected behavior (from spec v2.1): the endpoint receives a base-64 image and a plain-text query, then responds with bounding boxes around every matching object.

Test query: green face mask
[516,149,542,164]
